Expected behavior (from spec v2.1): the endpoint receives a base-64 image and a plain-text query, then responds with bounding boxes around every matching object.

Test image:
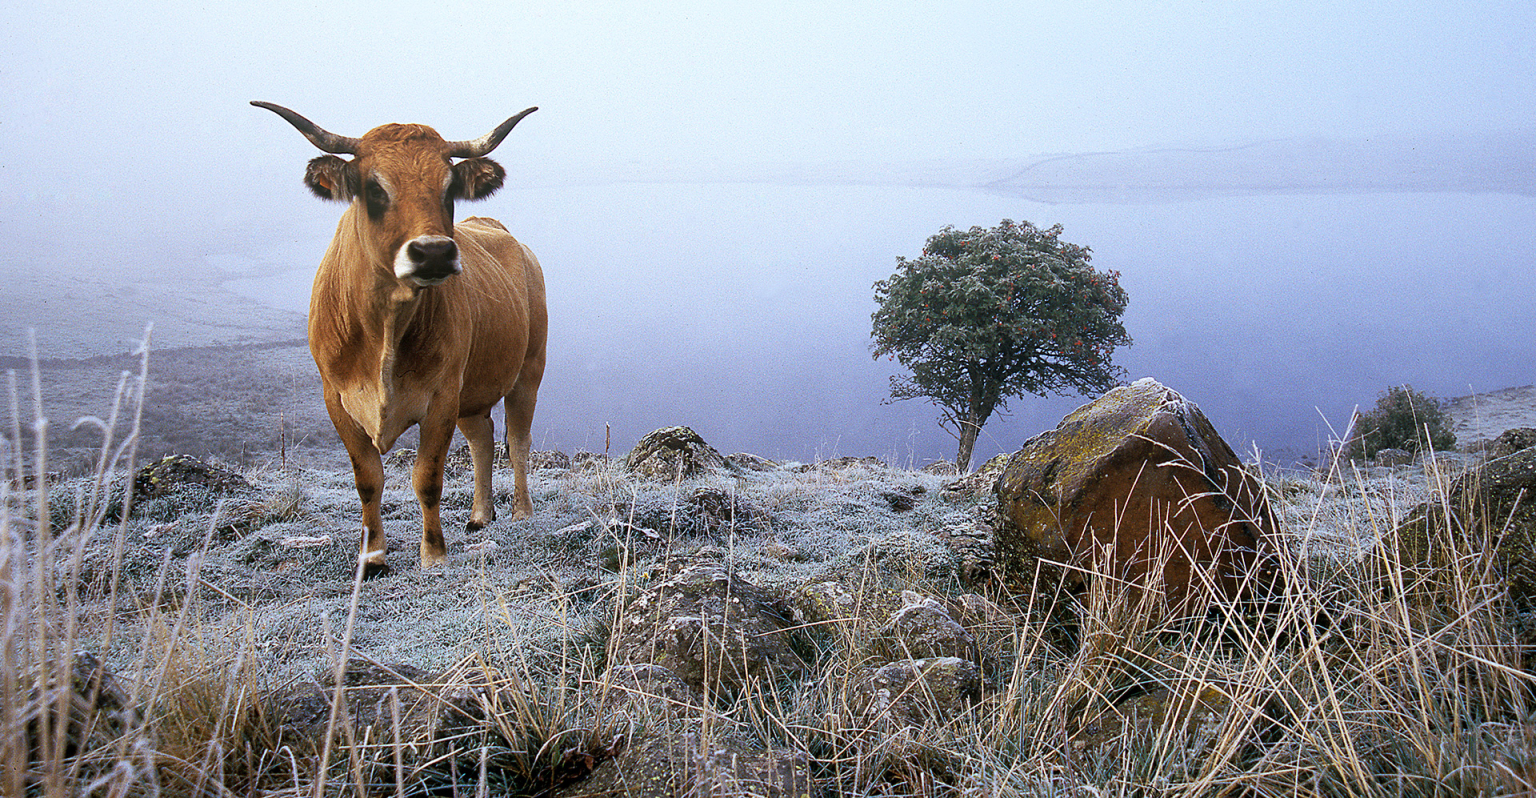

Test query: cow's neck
[318,209,450,453]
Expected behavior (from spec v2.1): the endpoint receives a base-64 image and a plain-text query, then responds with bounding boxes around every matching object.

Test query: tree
[871,219,1131,471]
[1346,384,1456,460]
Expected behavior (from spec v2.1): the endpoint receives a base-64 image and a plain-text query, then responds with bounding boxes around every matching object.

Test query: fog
[3,1,1534,467]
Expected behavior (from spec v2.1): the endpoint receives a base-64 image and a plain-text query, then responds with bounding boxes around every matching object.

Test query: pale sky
[4,1,1532,209]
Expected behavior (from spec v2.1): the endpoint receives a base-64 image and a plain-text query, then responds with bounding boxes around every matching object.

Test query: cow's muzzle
[395,235,461,286]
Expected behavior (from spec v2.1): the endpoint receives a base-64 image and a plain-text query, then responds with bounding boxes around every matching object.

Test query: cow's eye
[364,181,389,218]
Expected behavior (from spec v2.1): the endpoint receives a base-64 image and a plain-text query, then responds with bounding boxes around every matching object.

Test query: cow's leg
[323,389,390,578]
[413,411,456,569]
[503,375,541,521]
[458,412,497,531]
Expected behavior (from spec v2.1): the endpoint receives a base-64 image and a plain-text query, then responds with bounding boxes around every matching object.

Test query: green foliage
[871,219,1131,467]
[1348,384,1457,460]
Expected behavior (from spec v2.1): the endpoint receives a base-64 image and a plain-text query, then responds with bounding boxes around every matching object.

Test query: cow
[252,101,547,578]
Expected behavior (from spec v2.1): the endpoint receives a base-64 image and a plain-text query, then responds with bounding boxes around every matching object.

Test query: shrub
[1348,384,1456,460]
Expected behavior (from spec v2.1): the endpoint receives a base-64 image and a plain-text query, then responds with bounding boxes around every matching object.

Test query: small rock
[794,455,887,473]
[921,460,961,477]
[624,426,728,480]
[133,454,252,503]
[850,657,982,731]
[940,453,1009,500]
[878,591,976,661]
[727,451,779,471]
[531,449,572,470]
[608,553,807,695]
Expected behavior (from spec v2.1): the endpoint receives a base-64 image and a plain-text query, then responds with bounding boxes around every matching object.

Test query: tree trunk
[955,406,982,472]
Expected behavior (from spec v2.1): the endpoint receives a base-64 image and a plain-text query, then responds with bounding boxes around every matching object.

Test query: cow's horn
[251,101,361,155]
[445,107,538,158]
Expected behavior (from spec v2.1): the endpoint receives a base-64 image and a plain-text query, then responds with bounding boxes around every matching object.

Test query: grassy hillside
[5,362,1535,796]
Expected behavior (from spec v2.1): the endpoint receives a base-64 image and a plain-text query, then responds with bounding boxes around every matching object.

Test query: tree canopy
[871,219,1131,469]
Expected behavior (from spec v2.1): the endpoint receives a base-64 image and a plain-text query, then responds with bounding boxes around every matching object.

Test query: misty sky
[3,1,1534,466]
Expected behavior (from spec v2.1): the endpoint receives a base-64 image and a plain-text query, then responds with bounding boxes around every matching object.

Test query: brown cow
[253,101,547,578]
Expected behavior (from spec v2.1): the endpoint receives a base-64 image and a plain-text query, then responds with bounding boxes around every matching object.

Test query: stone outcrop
[624,426,728,480]
[994,378,1277,608]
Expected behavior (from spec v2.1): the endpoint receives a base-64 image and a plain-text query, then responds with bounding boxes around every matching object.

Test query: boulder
[994,378,1277,608]
[608,549,808,695]
[625,426,728,480]
[1398,446,1536,604]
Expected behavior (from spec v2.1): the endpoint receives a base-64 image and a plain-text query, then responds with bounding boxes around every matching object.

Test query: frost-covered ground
[50,453,977,687]
[23,382,1535,701]
[1265,451,1478,561]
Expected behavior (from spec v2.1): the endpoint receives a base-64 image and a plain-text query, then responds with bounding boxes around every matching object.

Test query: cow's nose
[408,238,458,265]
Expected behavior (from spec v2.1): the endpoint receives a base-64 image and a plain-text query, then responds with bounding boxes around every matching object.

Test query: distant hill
[2,269,304,359]
[576,130,1536,205]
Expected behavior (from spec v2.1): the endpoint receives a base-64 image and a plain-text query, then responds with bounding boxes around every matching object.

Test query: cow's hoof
[466,517,491,532]
[421,551,447,570]
[362,561,391,580]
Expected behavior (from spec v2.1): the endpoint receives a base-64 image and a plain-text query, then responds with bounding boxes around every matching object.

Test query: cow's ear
[304,155,357,201]
[452,157,505,201]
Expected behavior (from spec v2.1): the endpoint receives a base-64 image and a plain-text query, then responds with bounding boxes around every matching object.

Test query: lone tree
[872,219,1131,470]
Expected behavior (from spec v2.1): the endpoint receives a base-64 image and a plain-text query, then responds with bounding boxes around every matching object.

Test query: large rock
[1398,446,1536,604]
[624,426,728,480]
[994,378,1277,608]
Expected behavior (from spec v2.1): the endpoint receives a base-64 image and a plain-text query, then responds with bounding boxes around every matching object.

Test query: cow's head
[253,101,536,287]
